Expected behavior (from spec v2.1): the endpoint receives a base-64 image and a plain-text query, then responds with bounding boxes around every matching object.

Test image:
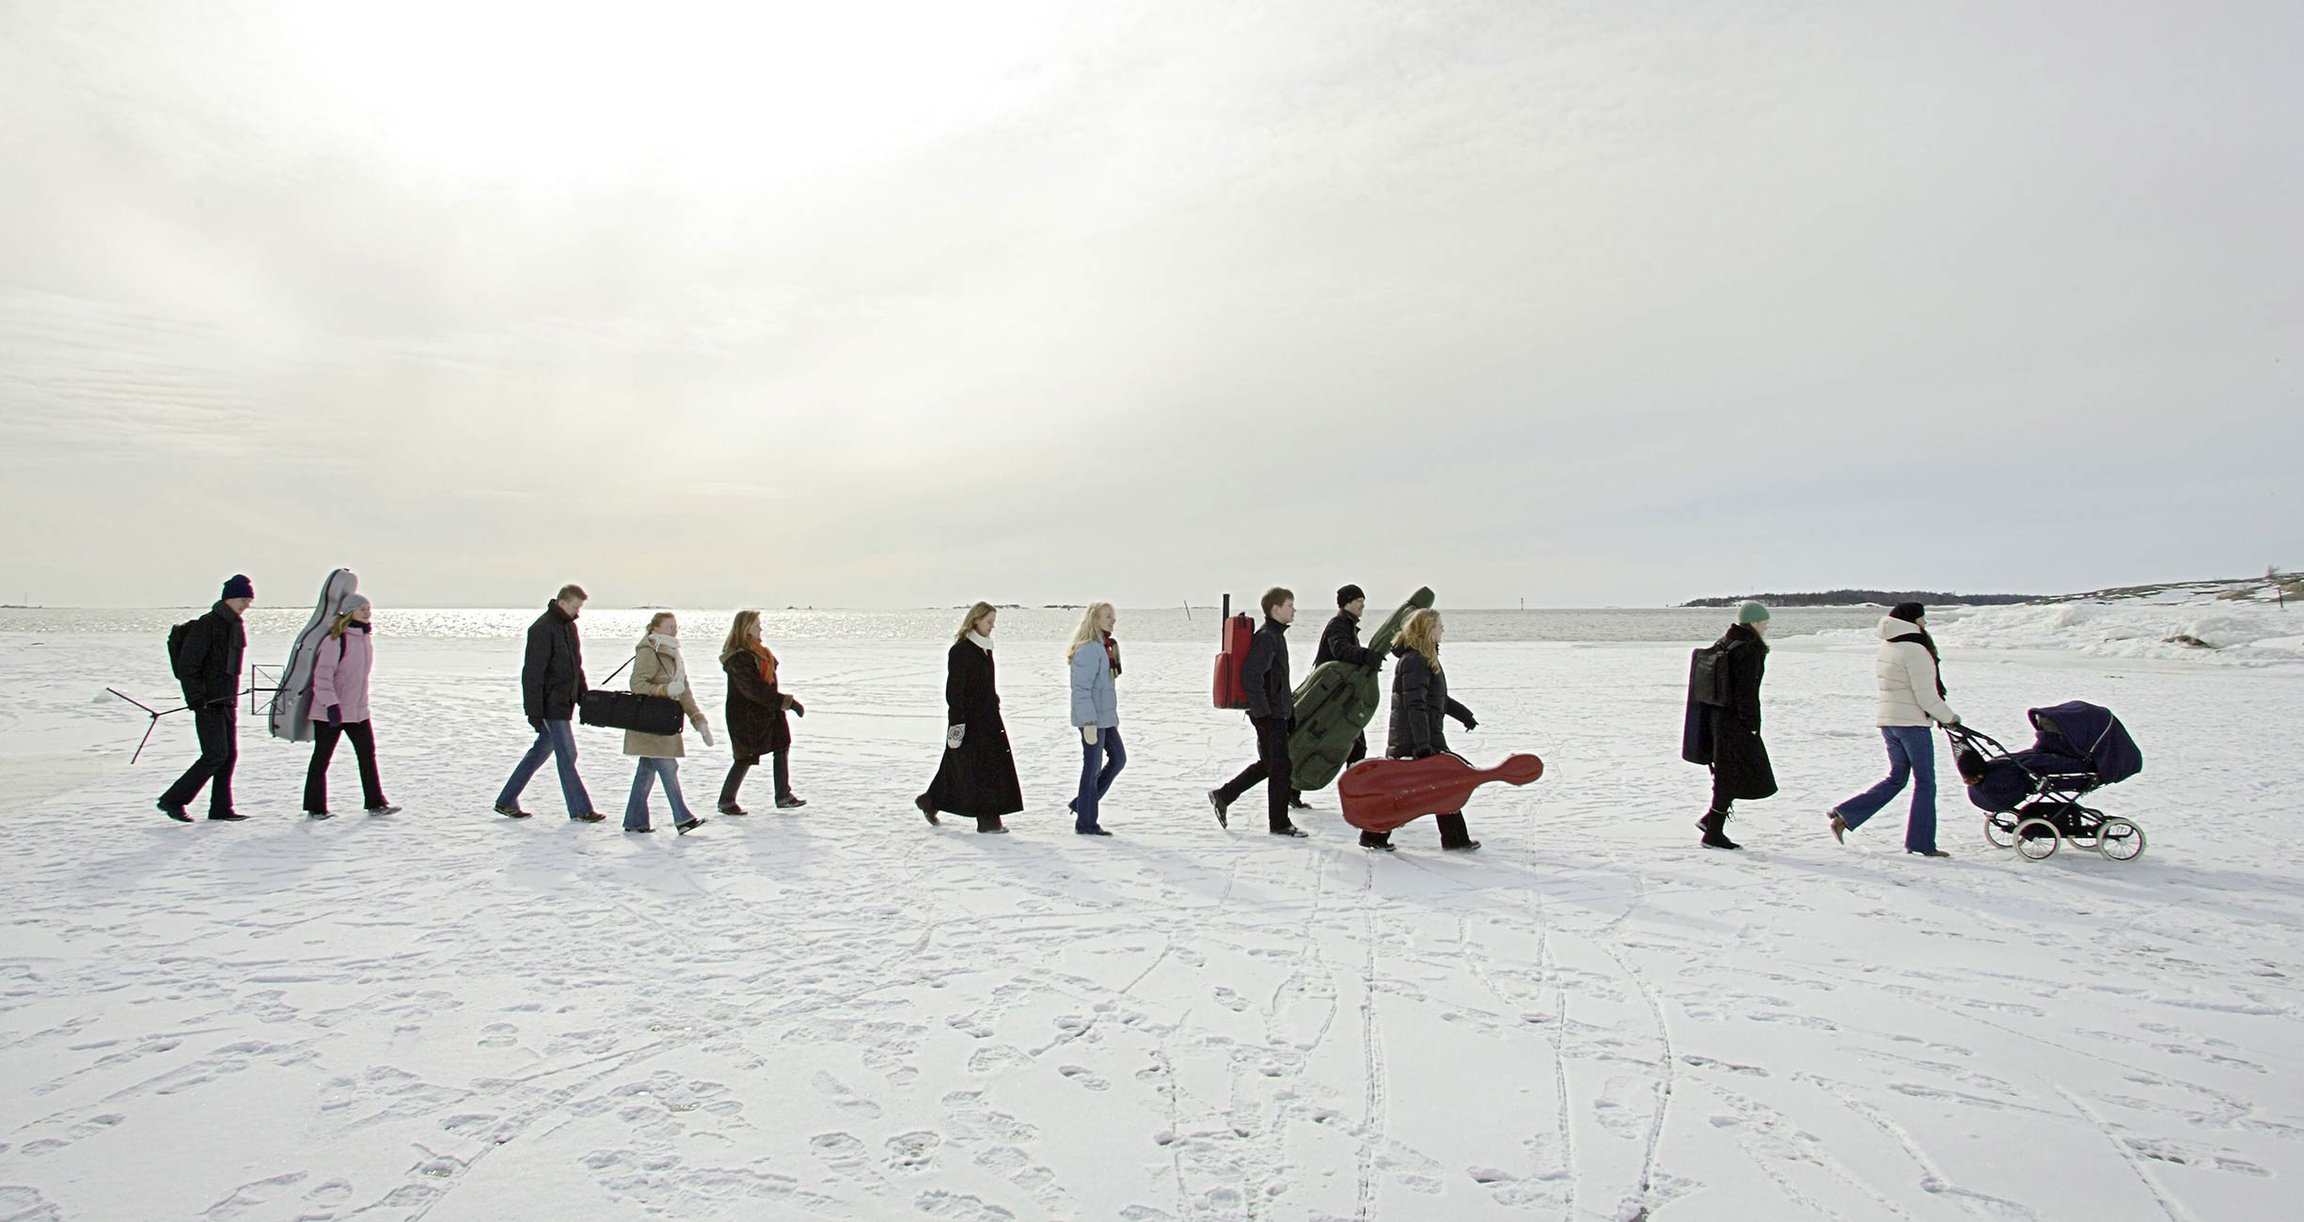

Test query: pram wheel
[2096,818,2145,862]
[2014,817,2060,861]
[1984,814,2018,849]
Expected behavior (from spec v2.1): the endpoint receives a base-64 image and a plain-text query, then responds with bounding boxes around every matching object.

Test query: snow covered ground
[1925,577,2304,666]
[3,622,2302,1220]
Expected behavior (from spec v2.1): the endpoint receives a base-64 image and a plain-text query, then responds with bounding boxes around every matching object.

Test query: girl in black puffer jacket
[1370,610,1481,852]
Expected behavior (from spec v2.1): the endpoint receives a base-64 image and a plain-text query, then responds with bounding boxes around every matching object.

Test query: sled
[1286,586,1435,791]
[1338,752,1544,833]
[268,568,359,742]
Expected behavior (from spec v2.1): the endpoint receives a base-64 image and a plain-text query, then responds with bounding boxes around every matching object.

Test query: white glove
[946,724,965,750]
[664,677,686,698]
[694,716,713,746]
[1082,725,1098,745]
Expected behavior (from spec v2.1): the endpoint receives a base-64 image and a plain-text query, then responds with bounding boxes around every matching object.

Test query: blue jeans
[1074,726,1127,831]
[625,758,695,830]
[498,719,593,818]
[1836,726,1938,851]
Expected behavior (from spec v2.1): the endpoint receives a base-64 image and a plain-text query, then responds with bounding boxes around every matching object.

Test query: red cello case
[1338,753,1545,833]
[1211,612,1254,710]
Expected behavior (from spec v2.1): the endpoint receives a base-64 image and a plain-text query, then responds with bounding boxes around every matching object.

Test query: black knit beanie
[1890,602,1926,623]
[1336,584,1365,608]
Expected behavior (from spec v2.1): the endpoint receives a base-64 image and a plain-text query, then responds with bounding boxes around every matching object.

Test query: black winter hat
[221,574,255,601]
[1336,584,1366,608]
[1890,601,1926,623]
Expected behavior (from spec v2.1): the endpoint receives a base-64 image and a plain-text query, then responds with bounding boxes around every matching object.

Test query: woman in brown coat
[718,610,805,814]
[623,612,712,834]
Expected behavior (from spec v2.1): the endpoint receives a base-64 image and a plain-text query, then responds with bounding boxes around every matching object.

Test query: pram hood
[2028,701,2143,784]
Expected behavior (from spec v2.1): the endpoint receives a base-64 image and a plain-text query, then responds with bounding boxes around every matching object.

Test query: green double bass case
[1287,586,1434,791]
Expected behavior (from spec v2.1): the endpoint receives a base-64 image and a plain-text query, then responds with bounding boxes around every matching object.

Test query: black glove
[527,716,543,733]
[790,700,806,717]
[326,704,342,727]
[1458,711,1478,731]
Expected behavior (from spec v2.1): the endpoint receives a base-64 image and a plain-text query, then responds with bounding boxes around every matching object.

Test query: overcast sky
[2,1,2298,609]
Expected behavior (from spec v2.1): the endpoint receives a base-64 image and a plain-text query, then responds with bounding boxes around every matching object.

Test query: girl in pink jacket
[304,595,398,817]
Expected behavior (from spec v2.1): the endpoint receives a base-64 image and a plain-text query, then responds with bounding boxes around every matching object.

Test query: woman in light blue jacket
[1066,602,1124,835]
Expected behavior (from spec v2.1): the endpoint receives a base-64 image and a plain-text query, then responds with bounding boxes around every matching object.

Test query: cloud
[2,1,2300,606]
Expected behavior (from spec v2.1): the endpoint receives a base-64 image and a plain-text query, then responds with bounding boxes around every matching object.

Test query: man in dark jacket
[494,584,600,821]
[1209,587,1308,837]
[1680,602,1777,849]
[1312,584,1382,770]
[158,575,255,822]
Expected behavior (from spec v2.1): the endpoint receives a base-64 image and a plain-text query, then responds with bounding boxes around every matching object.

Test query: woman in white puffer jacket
[1829,602,1959,856]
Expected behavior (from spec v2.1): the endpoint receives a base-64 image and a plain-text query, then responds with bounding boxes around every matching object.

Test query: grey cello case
[268,568,360,742]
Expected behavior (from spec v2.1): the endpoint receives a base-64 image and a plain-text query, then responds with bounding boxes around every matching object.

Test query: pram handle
[1943,722,2005,753]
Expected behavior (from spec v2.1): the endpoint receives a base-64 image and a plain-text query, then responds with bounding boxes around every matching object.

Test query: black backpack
[167,616,202,682]
[1688,642,1731,707]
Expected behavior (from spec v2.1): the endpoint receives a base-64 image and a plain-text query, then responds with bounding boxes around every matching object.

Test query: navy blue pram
[1947,702,2146,862]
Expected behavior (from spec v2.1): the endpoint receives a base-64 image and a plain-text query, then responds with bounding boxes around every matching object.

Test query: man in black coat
[1209,587,1308,837]
[494,584,601,821]
[158,575,255,822]
[1312,584,1382,769]
[1681,602,1777,849]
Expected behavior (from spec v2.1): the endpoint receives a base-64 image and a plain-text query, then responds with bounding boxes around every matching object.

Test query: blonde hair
[644,611,677,638]
[556,583,588,602]
[721,609,761,663]
[1065,602,1116,662]
[1397,609,1442,669]
[954,601,998,642]
[326,610,358,639]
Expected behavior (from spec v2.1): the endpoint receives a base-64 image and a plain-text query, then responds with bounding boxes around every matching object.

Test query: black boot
[1436,812,1479,851]
[1698,809,1741,850]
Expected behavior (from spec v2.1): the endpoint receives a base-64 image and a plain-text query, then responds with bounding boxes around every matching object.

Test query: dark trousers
[1360,811,1474,849]
[1216,716,1294,832]
[719,748,791,808]
[1710,773,1736,815]
[160,706,237,814]
[305,720,386,812]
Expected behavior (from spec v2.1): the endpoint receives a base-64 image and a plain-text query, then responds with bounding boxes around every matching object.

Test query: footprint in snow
[1057,1064,1109,1091]
[811,1069,883,1117]
[886,1130,941,1172]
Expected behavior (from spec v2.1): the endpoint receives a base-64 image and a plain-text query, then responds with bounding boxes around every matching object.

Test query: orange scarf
[748,640,779,687]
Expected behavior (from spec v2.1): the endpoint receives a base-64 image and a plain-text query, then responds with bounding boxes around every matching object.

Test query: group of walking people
[155,575,1969,859]
[1206,586,1483,851]
[1682,600,1963,855]
[158,575,399,822]
[492,588,809,832]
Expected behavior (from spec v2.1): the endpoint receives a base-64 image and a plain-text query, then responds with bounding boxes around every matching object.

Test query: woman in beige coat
[623,612,713,834]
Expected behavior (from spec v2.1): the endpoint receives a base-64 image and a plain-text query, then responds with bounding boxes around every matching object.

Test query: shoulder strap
[601,656,634,685]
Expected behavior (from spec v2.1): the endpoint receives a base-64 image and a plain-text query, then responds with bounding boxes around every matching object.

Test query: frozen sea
[1,604,2299,1220]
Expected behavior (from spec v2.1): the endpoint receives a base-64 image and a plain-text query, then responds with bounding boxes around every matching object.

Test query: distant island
[1680,590,2040,609]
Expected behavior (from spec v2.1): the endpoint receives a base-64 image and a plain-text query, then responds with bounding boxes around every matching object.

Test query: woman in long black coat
[1681,602,1777,849]
[917,602,1024,833]
[718,610,805,814]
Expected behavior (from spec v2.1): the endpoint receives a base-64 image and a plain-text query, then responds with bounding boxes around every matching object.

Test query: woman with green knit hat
[1680,601,1777,849]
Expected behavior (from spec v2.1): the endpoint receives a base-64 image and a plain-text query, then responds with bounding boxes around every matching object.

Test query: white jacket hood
[1873,616,1958,727]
